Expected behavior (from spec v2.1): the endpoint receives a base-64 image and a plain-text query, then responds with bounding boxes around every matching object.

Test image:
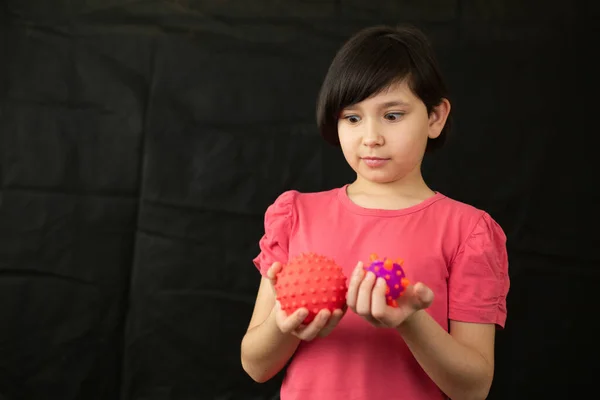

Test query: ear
[428,98,451,139]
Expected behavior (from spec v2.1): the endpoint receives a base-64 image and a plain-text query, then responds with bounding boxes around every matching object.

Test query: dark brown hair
[316,25,451,152]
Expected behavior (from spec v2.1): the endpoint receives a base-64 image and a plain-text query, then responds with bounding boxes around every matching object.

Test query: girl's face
[337,81,449,187]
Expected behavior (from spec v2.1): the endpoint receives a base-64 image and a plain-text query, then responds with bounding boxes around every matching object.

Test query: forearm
[241,308,301,383]
[396,311,493,400]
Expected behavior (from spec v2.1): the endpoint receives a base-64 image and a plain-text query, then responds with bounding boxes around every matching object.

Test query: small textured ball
[363,254,410,307]
[275,252,348,324]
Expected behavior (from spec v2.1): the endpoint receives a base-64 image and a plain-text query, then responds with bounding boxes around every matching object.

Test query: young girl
[241,25,510,400]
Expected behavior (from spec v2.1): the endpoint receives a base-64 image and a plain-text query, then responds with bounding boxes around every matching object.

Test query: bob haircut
[316,25,451,152]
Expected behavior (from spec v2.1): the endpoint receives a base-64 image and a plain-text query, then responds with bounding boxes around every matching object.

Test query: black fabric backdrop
[0,1,598,399]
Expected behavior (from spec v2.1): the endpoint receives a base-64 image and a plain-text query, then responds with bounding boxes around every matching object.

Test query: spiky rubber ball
[363,253,410,307]
[275,252,348,324]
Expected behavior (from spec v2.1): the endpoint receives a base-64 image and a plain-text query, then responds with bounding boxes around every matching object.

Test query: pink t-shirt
[253,185,510,400]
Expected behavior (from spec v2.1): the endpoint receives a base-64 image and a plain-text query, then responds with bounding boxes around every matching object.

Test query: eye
[384,112,404,121]
[343,115,361,123]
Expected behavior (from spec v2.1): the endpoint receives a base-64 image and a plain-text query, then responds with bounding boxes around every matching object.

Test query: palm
[266,261,346,340]
[379,283,433,327]
[346,261,434,329]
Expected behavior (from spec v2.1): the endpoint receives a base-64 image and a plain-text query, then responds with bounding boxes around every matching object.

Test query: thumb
[266,262,283,294]
[413,282,434,309]
[266,262,282,281]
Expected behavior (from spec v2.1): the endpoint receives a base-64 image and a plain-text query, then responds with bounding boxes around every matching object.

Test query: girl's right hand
[266,262,345,341]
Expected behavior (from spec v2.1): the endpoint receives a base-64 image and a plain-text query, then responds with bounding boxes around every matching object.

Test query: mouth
[361,157,390,168]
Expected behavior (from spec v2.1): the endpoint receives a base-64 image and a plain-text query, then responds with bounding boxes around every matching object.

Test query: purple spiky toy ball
[363,253,410,307]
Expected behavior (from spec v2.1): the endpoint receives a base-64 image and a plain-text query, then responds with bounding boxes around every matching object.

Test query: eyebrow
[378,100,410,108]
[343,100,410,112]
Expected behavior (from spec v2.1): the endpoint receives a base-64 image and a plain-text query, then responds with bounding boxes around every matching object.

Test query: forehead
[348,80,416,109]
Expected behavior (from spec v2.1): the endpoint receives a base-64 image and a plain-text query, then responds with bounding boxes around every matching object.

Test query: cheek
[337,133,361,169]
[337,126,357,151]
[339,140,357,165]
[384,134,428,165]
[387,123,429,148]
[387,133,422,152]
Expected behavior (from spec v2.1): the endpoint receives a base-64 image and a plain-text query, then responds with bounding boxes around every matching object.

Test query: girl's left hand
[346,261,434,328]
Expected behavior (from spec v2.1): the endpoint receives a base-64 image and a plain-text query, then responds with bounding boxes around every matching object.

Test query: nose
[362,120,384,147]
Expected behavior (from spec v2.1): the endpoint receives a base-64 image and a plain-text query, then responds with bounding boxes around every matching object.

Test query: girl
[241,25,509,400]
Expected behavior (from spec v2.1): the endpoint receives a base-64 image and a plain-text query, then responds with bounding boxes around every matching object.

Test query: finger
[318,308,345,337]
[294,309,331,341]
[370,278,389,321]
[277,306,309,333]
[355,271,376,316]
[266,262,283,281]
[345,261,364,311]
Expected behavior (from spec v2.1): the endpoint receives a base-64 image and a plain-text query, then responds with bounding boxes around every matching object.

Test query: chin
[357,171,398,184]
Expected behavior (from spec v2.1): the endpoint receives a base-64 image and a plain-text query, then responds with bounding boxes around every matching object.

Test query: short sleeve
[252,191,297,277]
[448,213,510,329]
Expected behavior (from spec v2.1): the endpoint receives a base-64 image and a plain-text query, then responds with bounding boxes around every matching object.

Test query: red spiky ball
[275,253,348,324]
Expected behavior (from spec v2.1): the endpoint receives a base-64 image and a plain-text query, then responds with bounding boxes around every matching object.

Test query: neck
[350,170,434,199]
[346,170,436,211]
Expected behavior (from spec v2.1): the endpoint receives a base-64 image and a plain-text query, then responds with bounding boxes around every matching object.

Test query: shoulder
[438,196,508,273]
[435,194,487,220]
[261,187,342,231]
[431,194,508,266]
[267,187,340,214]
[259,187,341,244]
[435,194,505,237]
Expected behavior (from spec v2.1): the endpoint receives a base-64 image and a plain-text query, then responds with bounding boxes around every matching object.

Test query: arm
[397,311,495,400]
[347,261,500,400]
[241,263,346,383]
[240,277,301,383]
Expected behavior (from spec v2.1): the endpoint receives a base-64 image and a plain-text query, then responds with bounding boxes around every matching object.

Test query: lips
[361,157,390,168]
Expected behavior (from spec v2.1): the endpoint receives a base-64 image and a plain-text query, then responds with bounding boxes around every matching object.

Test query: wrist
[396,309,425,334]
